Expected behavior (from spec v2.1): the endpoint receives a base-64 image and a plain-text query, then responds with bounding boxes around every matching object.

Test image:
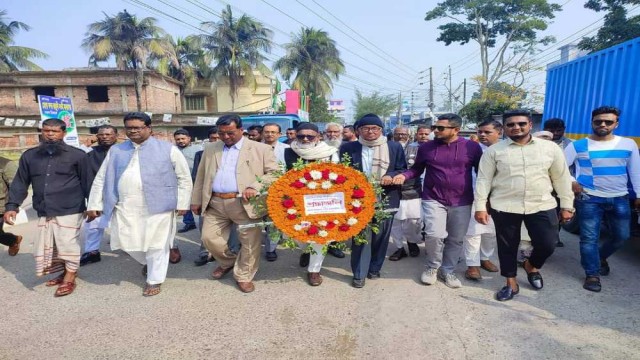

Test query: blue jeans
[576,194,631,277]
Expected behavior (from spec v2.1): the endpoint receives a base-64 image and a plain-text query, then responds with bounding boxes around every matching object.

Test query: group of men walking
[1,106,638,301]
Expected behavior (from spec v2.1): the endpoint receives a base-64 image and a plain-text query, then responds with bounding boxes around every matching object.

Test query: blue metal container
[544,37,640,144]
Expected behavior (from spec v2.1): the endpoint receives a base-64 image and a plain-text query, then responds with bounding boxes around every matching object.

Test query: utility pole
[463,78,467,106]
[428,67,434,112]
[410,91,414,120]
[396,92,402,126]
[448,65,453,112]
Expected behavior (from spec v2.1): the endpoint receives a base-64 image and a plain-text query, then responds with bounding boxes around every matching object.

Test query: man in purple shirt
[393,113,483,288]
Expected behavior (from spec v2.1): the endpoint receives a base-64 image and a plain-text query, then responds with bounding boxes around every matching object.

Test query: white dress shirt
[212,137,244,193]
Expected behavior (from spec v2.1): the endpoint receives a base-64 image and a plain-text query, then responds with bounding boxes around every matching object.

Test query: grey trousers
[422,200,472,274]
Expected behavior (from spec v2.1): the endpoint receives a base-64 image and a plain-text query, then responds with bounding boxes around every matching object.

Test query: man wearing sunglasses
[393,113,483,289]
[564,106,640,293]
[474,109,574,301]
[283,123,340,286]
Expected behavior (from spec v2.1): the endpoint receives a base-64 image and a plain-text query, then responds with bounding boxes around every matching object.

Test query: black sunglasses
[431,125,456,131]
[296,134,316,140]
[505,121,529,128]
[592,120,615,126]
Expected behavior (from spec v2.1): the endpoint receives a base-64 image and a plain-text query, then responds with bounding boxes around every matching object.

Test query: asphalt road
[0,212,639,359]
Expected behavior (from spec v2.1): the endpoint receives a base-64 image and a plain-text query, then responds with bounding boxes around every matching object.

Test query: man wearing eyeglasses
[87,112,192,297]
[340,114,407,288]
[393,114,483,289]
[191,114,279,293]
[393,126,411,149]
[474,109,574,302]
[565,106,640,293]
[261,123,289,262]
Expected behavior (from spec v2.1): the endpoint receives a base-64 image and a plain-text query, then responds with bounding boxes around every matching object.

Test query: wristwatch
[561,208,576,213]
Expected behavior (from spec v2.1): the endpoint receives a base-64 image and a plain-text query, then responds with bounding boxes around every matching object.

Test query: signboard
[37,95,80,147]
[303,192,346,215]
[196,116,218,125]
[84,117,111,127]
[14,119,25,127]
[162,114,173,123]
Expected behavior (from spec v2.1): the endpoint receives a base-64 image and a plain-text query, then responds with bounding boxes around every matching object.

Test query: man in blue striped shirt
[565,106,640,293]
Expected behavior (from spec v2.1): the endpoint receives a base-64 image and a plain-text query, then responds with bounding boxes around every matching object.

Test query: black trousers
[491,209,559,278]
[0,217,18,247]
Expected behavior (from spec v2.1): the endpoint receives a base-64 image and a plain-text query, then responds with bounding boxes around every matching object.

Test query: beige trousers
[201,197,262,282]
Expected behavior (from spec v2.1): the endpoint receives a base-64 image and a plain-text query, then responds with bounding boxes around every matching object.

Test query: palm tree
[0,10,48,72]
[273,27,345,98]
[200,5,273,110]
[154,35,211,92]
[82,10,176,111]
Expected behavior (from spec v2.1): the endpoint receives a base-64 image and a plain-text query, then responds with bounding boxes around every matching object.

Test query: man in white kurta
[87,113,192,296]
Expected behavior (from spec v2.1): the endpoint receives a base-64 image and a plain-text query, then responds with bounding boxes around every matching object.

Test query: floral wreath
[266,161,376,245]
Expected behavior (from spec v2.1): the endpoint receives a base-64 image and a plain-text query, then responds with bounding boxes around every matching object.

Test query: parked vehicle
[241,113,306,142]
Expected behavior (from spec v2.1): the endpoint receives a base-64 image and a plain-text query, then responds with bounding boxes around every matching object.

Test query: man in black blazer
[339,114,406,288]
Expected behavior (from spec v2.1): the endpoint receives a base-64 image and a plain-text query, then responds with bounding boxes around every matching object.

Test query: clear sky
[5,0,607,119]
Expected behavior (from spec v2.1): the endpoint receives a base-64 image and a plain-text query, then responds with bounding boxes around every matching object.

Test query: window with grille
[185,95,206,111]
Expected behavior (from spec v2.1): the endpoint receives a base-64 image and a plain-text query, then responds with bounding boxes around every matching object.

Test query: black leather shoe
[299,253,310,267]
[599,259,610,276]
[177,224,197,233]
[266,251,278,262]
[526,271,543,290]
[352,278,365,288]
[80,251,101,266]
[367,271,380,279]
[194,256,215,267]
[327,245,345,258]
[389,248,408,261]
[408,242,420,257]
[496,285,519,301]
[523,260,543,290]
[583,276,602,292]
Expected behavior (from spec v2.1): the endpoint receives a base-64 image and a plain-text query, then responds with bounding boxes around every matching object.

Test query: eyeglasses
[359,126,382,133]
[592,120,616,126]
[431,125,456,131]
[296,134,317,140]
[125,126,148,132]
[505,122,529,128]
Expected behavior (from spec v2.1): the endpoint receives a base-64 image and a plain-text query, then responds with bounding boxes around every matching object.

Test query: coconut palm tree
[82,10,176,111]
[273,27,345,98]
[200,5,273,110]
[154,35,211,92]
[0,10,48,72]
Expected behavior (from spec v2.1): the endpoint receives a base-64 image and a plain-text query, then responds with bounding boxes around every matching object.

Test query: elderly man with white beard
[324,122,343,149]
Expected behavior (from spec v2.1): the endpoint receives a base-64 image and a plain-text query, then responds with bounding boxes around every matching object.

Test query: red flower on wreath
[352,188,366,199]
[352,207,363,214]
[307,225,319,235]
[321,169,331,180]
[291,180,305,189]
[287,214,297,220]
[303,172,313,181]
[334,175,347,184]
[325,222,336,230]
[339,224,350,232]
[282,198,295,208]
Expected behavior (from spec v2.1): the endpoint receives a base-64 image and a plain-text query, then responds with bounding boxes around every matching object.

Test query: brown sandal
[46,273,65,287]
[54,281,76,297]
[143,283,161,297]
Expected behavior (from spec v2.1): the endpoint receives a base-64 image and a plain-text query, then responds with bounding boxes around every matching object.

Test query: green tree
[425,0,560,97]
[274,27,345,98]
[308,94,336,123]
[155,35,211,92]
[578,0,640,52]
[460,77,526,122]
[0,10,48,72]
[200,5,273,110]
[351,90,397,121]
[82,10,176,111]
